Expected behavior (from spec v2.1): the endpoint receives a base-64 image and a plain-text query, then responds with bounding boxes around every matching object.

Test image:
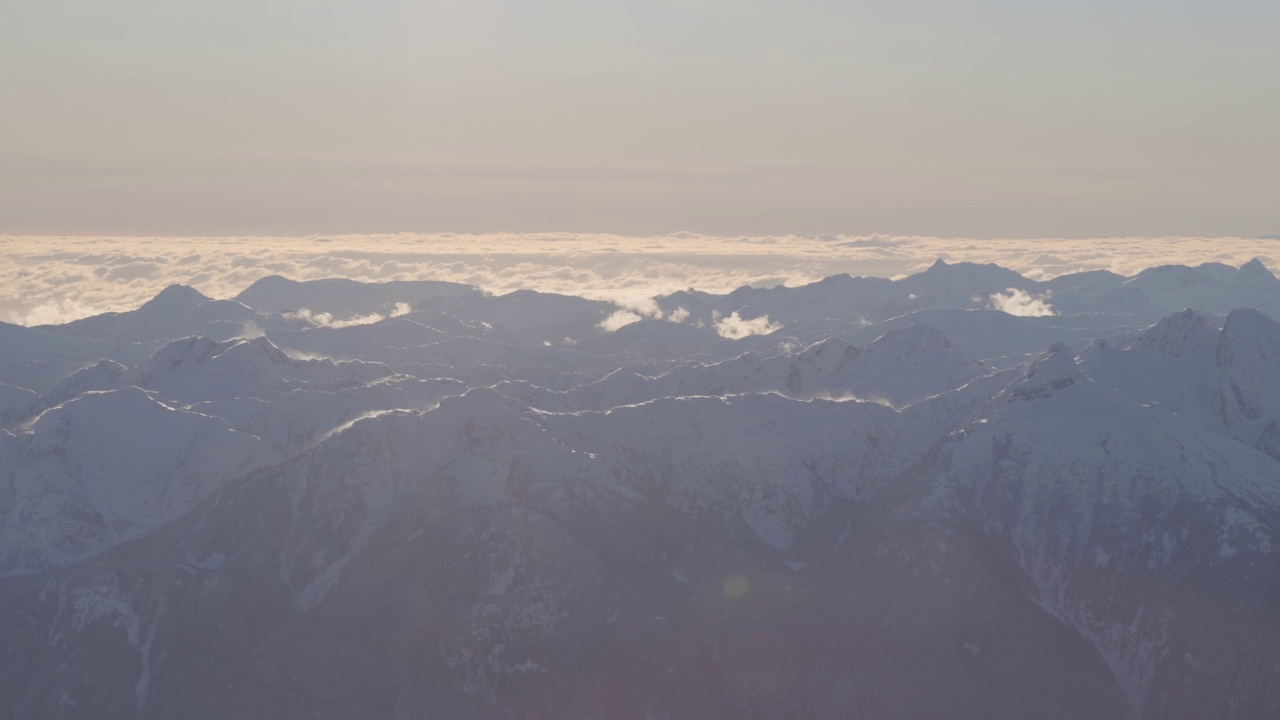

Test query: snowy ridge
[132,335,394,403]
[920,343,1280,712]
[0,387,278,576]
[2,260,1280,718]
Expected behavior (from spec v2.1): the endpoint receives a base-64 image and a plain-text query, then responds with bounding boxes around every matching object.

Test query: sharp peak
[1216,308,1280,371]
[1239,257,1277,277]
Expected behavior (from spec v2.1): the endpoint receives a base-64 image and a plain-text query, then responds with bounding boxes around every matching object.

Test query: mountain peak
[1220,307,1279,340]
[141,284,210,311]
[1217,308,1280,369]
[1212,309,1280,427]
[1009,343,1079,402]
[1240,257,1270,272]
[1236,258,1279,286]
[1131,309,1220,357]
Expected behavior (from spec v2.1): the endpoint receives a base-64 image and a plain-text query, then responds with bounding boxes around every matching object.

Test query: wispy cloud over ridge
[2,234,1276,325]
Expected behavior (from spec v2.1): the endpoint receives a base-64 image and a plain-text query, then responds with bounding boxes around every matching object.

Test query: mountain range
[1,259,1278,718]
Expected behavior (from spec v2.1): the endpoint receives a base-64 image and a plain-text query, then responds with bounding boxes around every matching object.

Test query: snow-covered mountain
[1080,308,1280,459]
[192,375,467,455]
[0,387,278,577]
[499,326,990,412]
[43,358,130,407]
[0,382,42,428]
[3,260,1280,719]
[0,320,152,393]
[905,343,1280,716]
[36,284,262,344]
[1121,260,1280,315]
[132,335,393,403]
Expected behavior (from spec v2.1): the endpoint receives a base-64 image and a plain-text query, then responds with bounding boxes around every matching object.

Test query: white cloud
[987,288,1055,317]
[599,310,643,332]
[282,308,390,328]
[714,311,781,339]
[8,298,103,326]
[614,296,665,320]
[667,307,690,324]
[0,233,1275,326]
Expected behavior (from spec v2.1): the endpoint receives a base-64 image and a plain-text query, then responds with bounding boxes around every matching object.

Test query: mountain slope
[0,388,278,576]
[905,344,1280,715]
[3,270,1280,718]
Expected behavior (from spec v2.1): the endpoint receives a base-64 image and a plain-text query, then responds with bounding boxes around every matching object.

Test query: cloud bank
[2,233,1276,325]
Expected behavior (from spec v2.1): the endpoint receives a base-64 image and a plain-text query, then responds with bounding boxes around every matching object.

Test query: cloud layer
[2,233,1277,325]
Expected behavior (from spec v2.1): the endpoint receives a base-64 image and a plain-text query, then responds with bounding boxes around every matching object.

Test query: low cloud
[1,233,1275,326]
[9,299,103,327]
[614,296,665,320]
[714,311,781,339]
[283,301,412,329]
[988,288,1055,317]
[599,310,643,332]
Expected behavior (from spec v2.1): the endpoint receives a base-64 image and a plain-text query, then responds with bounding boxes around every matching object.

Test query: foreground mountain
[2,262,1279,718]
[904,344,1280,716]
[0,388,278,577]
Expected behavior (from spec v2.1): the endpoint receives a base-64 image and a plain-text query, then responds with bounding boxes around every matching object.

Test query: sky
[2,0,1277,237]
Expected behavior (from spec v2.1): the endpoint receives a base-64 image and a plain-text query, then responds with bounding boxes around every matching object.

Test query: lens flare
[723,575,749,601]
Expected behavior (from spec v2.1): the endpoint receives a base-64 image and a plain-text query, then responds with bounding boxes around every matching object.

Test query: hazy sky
[2,0,1276,237]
